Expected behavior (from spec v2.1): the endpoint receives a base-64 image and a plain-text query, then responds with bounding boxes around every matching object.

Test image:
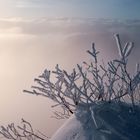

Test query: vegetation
[1,34,140,139]
[24,34,140,115]
[0,119,48,140]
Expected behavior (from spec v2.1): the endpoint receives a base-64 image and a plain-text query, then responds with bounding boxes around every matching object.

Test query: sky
[0,0,140,138]
[1,0,140,19]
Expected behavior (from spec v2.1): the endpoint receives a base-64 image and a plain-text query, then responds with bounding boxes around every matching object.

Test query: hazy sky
[1,0,140,19]
[0,0,140,138]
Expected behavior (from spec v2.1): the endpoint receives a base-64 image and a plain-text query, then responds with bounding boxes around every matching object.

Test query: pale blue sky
[1,0,140,19]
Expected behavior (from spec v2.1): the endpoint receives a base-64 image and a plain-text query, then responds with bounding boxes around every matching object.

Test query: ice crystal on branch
[24,34,140,115]
[0,119,48,140]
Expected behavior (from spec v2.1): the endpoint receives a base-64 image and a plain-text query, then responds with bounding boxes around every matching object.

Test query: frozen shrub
[24,34,140,115]
[0,119,48,140]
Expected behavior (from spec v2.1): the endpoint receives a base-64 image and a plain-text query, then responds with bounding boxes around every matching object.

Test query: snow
[51,101,140,140]
[50,114,86,140]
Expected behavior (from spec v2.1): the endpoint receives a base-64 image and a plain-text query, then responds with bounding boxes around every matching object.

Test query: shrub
[24,34,140,115]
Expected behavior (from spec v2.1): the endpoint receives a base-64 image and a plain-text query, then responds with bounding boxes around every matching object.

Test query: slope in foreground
[51,101,140,140]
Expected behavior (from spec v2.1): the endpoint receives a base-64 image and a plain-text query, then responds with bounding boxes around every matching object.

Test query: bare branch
[24,34,140,117]
[0,119,48,140]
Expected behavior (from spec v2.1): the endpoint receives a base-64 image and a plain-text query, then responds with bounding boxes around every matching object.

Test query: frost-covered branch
[24,34,140,116]
[0,119,48,140]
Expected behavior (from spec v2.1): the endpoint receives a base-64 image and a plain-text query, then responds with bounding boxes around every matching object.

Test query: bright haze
[0,0,140,137]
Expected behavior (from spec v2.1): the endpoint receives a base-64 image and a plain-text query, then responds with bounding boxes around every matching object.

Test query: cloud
[0,17,139,65]
[1,17,140,35]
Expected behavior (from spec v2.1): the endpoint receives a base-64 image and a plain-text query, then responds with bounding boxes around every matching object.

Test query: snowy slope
[51,101,140,140]
[50,114,86,140]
